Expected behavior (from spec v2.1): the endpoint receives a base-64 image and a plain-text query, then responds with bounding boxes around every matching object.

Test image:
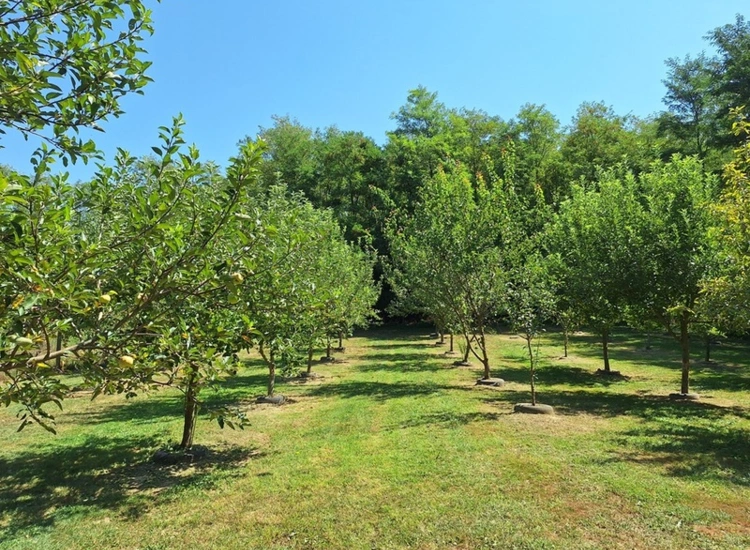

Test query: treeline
[255,15,750,253]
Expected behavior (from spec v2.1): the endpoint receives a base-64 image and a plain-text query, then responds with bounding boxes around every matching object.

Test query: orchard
[1,3,750,549]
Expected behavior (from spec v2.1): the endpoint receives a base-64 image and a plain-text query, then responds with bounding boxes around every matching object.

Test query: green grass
[1,326,749,549]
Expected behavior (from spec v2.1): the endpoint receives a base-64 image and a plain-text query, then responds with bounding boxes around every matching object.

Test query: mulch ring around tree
[284,372,328,385]
[255,394,289,405]
[296,371,323,380]
[150,444,260,469]
[319,355,348,364]
[476,378,505,387]
[513,403,555,415]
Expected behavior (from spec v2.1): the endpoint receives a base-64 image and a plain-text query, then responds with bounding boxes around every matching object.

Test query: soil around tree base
[514,403,555,415]
[453,361,471,366]
[669,392,700,401]
[443,350,458,356]
[256,395,286,405]
[334,347,345,352]
[476,378,505,387]
[297,372,321,379]
[319,356,336,363]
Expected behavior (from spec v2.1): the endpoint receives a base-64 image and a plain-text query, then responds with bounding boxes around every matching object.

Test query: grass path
[1,326,749,549]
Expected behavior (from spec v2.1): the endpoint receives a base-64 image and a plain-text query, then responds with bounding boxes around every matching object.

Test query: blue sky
[1,0,748,179]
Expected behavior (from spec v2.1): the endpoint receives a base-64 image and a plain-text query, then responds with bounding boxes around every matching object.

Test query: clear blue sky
[1,0,748,180]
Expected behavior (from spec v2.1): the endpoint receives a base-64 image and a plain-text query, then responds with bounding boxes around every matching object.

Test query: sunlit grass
[1,325,749,549]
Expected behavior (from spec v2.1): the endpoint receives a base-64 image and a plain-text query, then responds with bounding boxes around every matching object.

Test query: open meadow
[1,326,749,550]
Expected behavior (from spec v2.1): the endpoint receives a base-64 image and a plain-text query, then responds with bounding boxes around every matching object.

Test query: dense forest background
[253,14,750,287]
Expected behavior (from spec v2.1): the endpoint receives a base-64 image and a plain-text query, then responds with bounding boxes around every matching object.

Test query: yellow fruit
[231,272,244,284]
[118,355,135,368]
[100,294,112,304]
[15,336,34,348]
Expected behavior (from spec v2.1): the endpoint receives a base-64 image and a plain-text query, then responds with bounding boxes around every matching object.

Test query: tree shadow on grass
[303,380,470,402]
[567,342,681,371]
[66,373,270,427]
[498,365,631,388]
[363,342,436,350]
[546,327,675,350]
[205,372,275,404]
[65,394,182,426]
[355,325,442,349]
[355,351,452,373]
[611,422,750,486]
[558,330,750,393]
[0,434,261,542]
[483,388,750,485]
[481,388,750,485]
[484,388,750,421]
[691,362,750,393]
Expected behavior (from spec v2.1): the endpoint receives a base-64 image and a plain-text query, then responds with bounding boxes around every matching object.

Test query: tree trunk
[268,348,276,396]
[439,332,445,345]
[258,342,277,396]
[338,332,343,349]
[602,328,611,373]
[307,346,314,374]
[326,339,332,359]
[563,329,568,358]
[180,369,198,450]
[527,335,536,406]
[680,313,691,394]
[705,335,711,363]
[462,333,471,363]
[268,363,276,396]
[449,333,454,353]
[55,332,63,370]
[479,326,490,379]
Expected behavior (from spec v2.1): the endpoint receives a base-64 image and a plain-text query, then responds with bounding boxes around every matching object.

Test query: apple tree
[640,156,718,396]
[240,187,361,396]
[547,170,650,374]
[702,108,750,333]
[1,119,266,441]
[387,164,516,381]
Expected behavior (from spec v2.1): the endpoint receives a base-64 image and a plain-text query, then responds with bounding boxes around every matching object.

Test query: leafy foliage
[1,118,265,438]
[387,164,521,379]
[547,168,651,372]
[0,0,157,161]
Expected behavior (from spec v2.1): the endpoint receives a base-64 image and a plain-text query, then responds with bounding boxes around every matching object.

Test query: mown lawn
[1,326,749,550]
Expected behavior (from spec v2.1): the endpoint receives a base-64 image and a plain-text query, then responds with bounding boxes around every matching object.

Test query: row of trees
[1,120,379,448]
[0,1,379,449]
[386,111,750,401]
[249,14,750,404]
